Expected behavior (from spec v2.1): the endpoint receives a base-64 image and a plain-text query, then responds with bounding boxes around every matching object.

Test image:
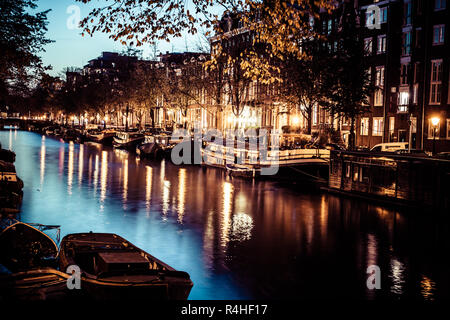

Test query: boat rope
[288,166,326,182]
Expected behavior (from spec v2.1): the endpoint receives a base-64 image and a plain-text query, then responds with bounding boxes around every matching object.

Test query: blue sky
[36,0,211,76]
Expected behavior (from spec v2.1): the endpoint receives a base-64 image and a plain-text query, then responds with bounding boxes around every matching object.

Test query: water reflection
[78,144,84,185]
[420,275,436,301]
[2,130,449,300]
[122,158,128,210]
[389,258,405,295]
[146,166,153,214]
[67,142,74,195]
[100,151,108,203]
[39,137,45,186]
[230,213,253,242]
[177,168,186,223]
[221,182,233,248]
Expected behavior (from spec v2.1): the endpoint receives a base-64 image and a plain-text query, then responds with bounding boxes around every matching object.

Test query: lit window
[447,119,450,139]
[374,66,385,106]
[380,7,388,23]
[402,31,411,55]
[413,83,419,104]
[361,118,369,136]
[430,60,443,104]
[428,119,441,139]
[364,38,373,55]
[377,35,387,54]
[398,90,409,113]
[435,0,446,10]
[373,118,384,136]
[433,25,445,45]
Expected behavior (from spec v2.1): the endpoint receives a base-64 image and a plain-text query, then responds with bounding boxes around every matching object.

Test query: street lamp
[431,117,440,155]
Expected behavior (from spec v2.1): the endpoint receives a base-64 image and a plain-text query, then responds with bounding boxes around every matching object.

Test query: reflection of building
[355,0,449,152]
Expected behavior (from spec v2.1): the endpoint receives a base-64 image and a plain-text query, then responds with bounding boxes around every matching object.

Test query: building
[356,0,449,153]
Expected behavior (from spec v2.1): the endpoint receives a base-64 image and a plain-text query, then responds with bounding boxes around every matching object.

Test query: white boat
[112,132,145,150]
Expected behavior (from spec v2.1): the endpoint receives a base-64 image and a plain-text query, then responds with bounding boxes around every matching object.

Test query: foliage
[0,0,53,91]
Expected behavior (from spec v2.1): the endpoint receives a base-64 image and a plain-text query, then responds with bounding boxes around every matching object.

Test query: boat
[136,134,172,159]
[86,129,116,145]
[113,131,145,150]
[0,222,59,272]
[0,268,76,301]
[226,163,257,179]
[0,160,24,212]
[59,233,193,300]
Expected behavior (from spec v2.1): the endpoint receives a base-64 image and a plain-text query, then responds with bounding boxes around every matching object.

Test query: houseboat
[86,129,116,145]
[112,131,145,150]
[326,150,450,211]
[201,141,330,182]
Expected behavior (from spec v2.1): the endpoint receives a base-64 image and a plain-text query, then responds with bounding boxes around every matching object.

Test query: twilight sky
[36,0,212,77]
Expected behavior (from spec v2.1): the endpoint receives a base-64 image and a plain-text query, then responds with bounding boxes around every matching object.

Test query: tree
[77,0,336,83]
[279,42,332,134]
[320,1,373,150]
[0,0,52,92]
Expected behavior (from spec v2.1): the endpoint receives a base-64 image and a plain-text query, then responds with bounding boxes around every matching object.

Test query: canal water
[1,129,449,300]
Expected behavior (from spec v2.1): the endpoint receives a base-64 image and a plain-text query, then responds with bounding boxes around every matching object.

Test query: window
[402,31,411,55]
[433,25,445,45]
[380,7,388,23]
[377,35,387,54]
[447,119,450,139]
[364,38,373,55]
[404,1,412,25]
[389,117,395,141]
[430,60,443,104]
[327,19,332,34]
[415,28,422,48]
[435,0,447,11]
[413,83,419,104]
[361,118,369,136]
[428,119,441,139]
[414,62,421,83]
[398,89,409,113]
[375,66,385,106]
[373,118,383,136]
[411,117,417,134]
[400,63,409,85]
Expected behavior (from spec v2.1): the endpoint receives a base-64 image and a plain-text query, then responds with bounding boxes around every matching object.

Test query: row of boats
[41,125,177,160]
[0,221,193,300]
[38,124,330,183]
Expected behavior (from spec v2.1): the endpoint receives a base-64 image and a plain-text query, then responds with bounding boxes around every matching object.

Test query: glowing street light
[292,116,300,126]
[431,117,440,155]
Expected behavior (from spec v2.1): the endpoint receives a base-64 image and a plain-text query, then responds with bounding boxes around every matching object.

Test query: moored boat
[0,222,59,272]
[113,132,144,150]
[86,129,116,145]
[0,160,23,212]
[0,268,75,301]
[59,233,193,300]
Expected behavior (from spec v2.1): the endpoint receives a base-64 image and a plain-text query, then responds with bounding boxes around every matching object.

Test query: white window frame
[373,118,384,136]
[430,59,443,105]
[377,35,387,54]
[447,119,450,139]
[364,37,373,55]
[361,118,369,136]
[433,25,445,45]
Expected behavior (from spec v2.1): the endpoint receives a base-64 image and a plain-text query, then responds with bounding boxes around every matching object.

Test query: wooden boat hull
[0,268,76,301]
[113,136,145,150]
[59,233,193,300]
[0,222,58,272]
[136,143,164,159]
